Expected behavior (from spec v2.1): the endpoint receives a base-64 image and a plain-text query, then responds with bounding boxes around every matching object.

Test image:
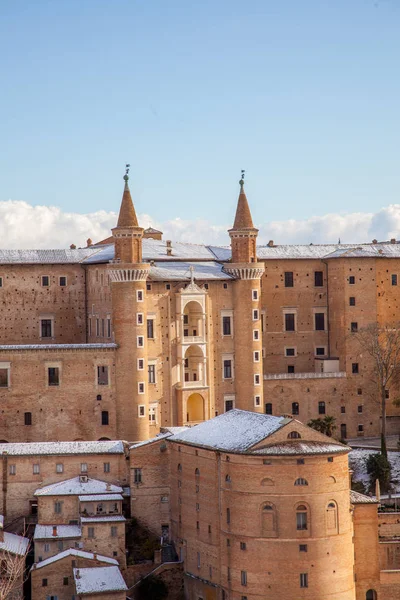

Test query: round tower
[224,173,265,413]
[108,167,150,442]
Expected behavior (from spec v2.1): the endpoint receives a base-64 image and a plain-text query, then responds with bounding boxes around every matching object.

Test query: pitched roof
[73,565,127,594]
[169,409,287,452]
[232,184,255,230]
[117,181,139,228]
[34,525,81,540]
[35,477,122,497]
[0,532,29,556]
[350,490,379,504]
[0,440,124,456]
[252,441,348,456]
[33,548,118,570]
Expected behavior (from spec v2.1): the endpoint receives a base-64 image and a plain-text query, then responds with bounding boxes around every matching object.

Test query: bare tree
[353,322,400,456]
[0,537,29,600]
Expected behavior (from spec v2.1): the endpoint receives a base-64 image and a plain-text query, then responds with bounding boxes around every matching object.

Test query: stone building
[1,170,400,442]
[130,408,400,600]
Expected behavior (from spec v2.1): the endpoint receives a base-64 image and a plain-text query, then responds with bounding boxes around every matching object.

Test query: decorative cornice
[109,267,149,282]
[223,263,265,280]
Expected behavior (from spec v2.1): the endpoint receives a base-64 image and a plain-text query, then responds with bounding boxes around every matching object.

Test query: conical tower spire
[232,171,254,230]
[117,165,139,227]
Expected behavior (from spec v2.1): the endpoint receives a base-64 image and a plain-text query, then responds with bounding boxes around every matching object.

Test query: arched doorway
[187,393,205,422]
[366,591,377,600]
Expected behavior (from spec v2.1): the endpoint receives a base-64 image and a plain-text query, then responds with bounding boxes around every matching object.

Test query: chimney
[166,240,172,256]
[86,238,93,247]
[391,238,396,244]
[267,240,274,247]
[106,482,111,491]
[52,526,57,537]
[70,244,76,249]
[76,569,81,579]
[166,240,172,248]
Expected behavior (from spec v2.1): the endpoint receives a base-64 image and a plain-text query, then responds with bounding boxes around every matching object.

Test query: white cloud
[1,199,400,249]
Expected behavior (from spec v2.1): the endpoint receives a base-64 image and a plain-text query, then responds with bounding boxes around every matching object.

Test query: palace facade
[1,172,400,443]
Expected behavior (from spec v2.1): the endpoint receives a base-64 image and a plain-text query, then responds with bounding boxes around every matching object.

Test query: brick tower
[224,173,265,412]
[108,167,150,442]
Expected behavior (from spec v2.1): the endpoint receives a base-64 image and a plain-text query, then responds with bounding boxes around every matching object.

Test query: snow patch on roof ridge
[35,476,122,496]
[0,531,29,556]
[0,440,125,456]
[33,548,118,569]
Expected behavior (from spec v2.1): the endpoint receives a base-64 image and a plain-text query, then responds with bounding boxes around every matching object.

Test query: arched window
[261,503,277,537]
[261,478,274,486]
[177,463,182,473]
[296,505,308,531]
[96,394,102,401]
[288,431,301,439]
[195,468,200,476]
[225,474,231,483]
[294,478,308,486]
[366,591,377,600]
[326,501,338,533]
[292,402,299,415]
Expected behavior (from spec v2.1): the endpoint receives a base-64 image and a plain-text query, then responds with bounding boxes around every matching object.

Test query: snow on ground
[349,449,400,493]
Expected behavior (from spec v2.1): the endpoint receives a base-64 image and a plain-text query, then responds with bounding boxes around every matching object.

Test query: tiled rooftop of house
[34,525,82,540]
[73,565,127,594]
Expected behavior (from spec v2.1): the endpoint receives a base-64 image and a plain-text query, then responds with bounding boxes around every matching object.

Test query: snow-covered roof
[130,432,172,450]
[350,490,378,504]
[257,242,400,260]
[161,426,191,435]
[0,440,125,456]
[35,477,122,496]
[0,248,98,265]
[33,548,118,569]
[34,524,81,540]
[0,343,117,352]
[79,494,123,502]
[149,261,233,281]
[169,409,287,452]
[0,532,29,556]
[80,515,126,523]
[73,565,127,595]
[252,441,347,456]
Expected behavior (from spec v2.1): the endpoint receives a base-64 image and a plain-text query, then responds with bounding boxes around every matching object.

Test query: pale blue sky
[1,0,399,230]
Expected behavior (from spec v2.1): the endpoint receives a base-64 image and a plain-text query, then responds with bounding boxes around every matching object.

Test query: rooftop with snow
[73,565,127,595]
[35,476,123,497]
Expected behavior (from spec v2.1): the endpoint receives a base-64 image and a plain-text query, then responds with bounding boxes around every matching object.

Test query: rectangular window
[349,297,356,306]
[352,363,359,374]
[96,318,100,336]
[288,365,295,374]
[41,319,53,338]
[358,405,363,413]
[147,319,155,339]
[315,347,326,356]
[41,275,50,287]
[33,463,40,474]
[341,406,346,414]
[0,367,9,388]
[137,290,143,301]
[222,316,231,336]
[138,405,145,417]
[285,313,295,332]
[254,395,261,407]
[88,317,92,337]
[111,526,117,537]
[107,318,111,338]
[241,571,247,586]
[300,573,308,588]
[59,276,67,287]
[318,401,326,415]
[134,468,142,484]
[54,501,62,514]
[81,463,88,473]
[252,290,258,301]
[314,271,323,287]
[254,351,260,362]
[223,360,232,379]
[104,462,110,473]
[225,399,234,412]
[284,272,294,287]
[0,277,2,287]
[148,364,156,384]
[226,508,230,524]
[137,358,144,370]
[392,274,398,286]
[240,542,246,550]
[88,527,95,538]
[315,313,325,331]
[63,577,68,586]
[253,309,259,320]
[358,424,364,433]
[146,283,152,291]
[48,367,59,386]
[253,330,259,340]
[101,411,109,425]
[137,336,144,348]
[265,403,272,415]
[254,374,260,385]
[97,366,109,385]
[137,313,143,325]
[24,412,32,426]
[56,463,63,473]
[349,275,355,284]
[285,347,296,357]
[42,579,48,587]
[296,512,307,530]
[149,406,157,423]
[9,464,16,475]
[138,382,145,394]
[351,322,358,332]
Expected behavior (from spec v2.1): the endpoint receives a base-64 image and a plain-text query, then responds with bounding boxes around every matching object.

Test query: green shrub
[366,452,391,493]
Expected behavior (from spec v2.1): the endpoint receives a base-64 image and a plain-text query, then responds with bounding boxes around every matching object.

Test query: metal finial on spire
[123,163,130,183]
[239,169,245,187]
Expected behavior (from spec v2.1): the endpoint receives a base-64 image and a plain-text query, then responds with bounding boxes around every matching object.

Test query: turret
[228,171,258,263]
[112,168,144,263]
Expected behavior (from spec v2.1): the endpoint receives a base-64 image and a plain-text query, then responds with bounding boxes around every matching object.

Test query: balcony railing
[264,371,346,381]
[181,335,206,344]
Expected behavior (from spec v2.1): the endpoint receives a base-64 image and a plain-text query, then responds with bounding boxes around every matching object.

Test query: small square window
[357,388,362,395]
[166,283,171,290]
[299,544,308,552]
[204,283,209,290]
[341,406,345,414]
[56,463,63,473]
[41,276,50,287]
[223,283,228,289]
[285,348,295,357]
[63,576,69,585]
[349,275,355,284]
[349,297,356,306]
[240,541,246,550]
[287,365,295,374]
[297,458,304,465]
[327,457,334,463]
[146,283,152,291]
[42,578,48,587]
[315,347,325,356]
[59,276,67,287]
